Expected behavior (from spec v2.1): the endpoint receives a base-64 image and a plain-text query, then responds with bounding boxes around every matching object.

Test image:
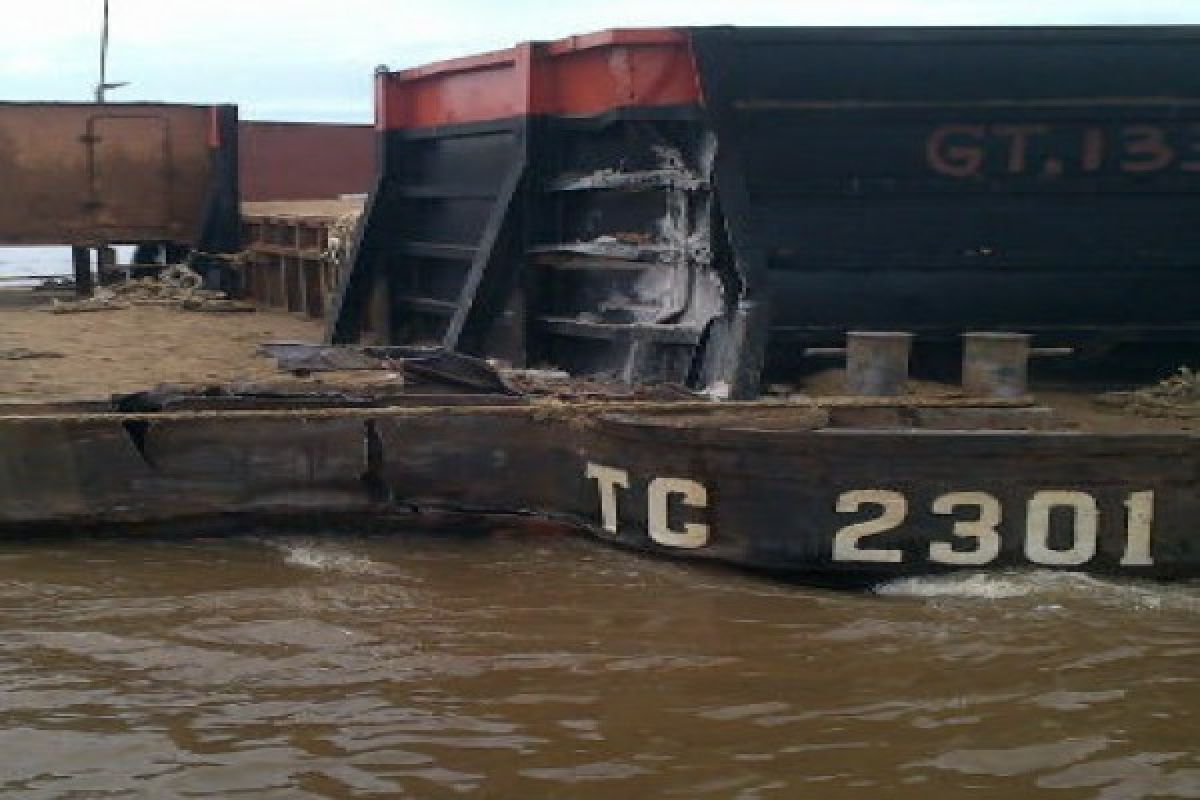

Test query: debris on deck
[46,270,255,314]
[1097,367,1200,418]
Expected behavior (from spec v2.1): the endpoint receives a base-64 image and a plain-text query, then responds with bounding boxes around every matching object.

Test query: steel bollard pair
[840,331,1032,398]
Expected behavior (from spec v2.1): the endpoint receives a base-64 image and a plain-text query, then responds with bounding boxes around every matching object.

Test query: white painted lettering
[647,477,710,549]
[929,491,1002,566]
[585,463,629,535]
[1025,490,1098,566]
[833,490,906,563]
[1121,490,1155,566]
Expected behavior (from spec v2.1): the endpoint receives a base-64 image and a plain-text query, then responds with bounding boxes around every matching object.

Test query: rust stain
[0,104,214,246]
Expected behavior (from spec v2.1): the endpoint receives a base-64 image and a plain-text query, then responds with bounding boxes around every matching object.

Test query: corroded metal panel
[0,103,222,246]
[376,29,697,130]
[238,121,374,202]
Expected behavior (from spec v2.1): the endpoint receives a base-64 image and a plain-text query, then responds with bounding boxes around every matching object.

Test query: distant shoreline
[0,246,71,278]
[0,246,139,279]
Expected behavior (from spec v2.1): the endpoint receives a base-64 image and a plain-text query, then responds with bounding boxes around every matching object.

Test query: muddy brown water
[0,529,1196,799]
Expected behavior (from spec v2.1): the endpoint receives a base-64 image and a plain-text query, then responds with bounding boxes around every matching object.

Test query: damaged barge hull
[330,26,1200,397]
[3,408,1195,582]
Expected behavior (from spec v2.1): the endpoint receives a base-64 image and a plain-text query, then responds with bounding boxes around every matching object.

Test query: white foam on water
[876,570,1200,613]
[272,539,391,576]
[877,572,1041,600]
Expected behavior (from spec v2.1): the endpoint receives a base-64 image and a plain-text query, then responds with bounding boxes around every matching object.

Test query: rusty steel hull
[0,103,237,248]
[238,121,375,202]
[2,406,1195,583]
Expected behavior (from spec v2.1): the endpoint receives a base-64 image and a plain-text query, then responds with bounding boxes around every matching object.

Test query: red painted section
[379,28,701,130]
[238,121,376,202]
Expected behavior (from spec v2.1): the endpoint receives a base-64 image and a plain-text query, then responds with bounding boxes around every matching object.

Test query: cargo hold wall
[238,121,375,202]
[329,26,1200,397]
[690,26,1200,367]
[0,103,238,251]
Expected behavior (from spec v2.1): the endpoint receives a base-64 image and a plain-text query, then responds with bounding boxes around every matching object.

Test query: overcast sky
[2,0,1199,122]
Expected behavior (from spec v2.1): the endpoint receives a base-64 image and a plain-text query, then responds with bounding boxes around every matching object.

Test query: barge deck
[1,299,1195,583]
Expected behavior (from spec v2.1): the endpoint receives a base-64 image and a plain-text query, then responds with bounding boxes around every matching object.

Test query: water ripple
[0,532,1195,798]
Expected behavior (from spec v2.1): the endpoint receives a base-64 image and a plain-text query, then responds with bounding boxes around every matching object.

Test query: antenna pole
[96,0,110,103]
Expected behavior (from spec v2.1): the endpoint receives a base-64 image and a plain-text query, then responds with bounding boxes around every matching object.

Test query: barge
[1,26,1197,584]
[1,387,1195,583]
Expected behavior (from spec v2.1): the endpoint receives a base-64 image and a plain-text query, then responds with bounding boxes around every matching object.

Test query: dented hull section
[330,26,1200,398]
[3,408,1195,582]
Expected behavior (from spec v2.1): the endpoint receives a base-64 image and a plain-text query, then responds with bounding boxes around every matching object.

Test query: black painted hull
[333,27,1200,399]
[2,407,1195,581]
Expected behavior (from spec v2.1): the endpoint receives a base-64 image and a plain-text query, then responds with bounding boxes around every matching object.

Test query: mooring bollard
[845,332,913,396]
[962,332,1032,398]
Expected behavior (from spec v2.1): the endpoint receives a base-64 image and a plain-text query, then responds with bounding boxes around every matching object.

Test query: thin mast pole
[97,0,109,102]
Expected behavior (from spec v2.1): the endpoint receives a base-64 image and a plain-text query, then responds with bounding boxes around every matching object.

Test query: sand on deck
[0,304,324,403]
[0,298,1194,434]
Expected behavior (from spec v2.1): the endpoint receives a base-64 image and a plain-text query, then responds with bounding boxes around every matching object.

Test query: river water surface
[0,530,1196,798]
